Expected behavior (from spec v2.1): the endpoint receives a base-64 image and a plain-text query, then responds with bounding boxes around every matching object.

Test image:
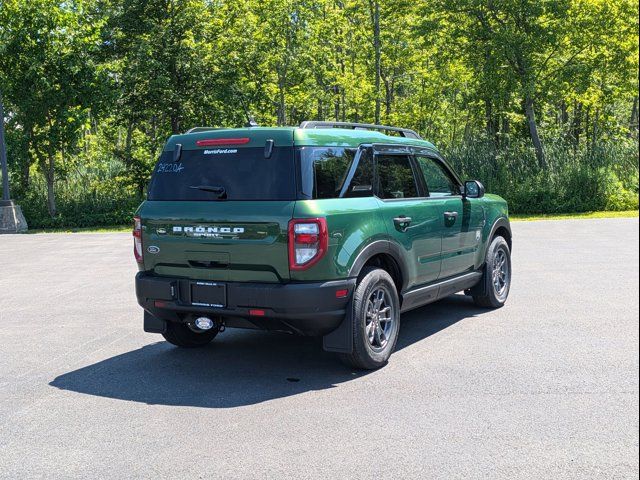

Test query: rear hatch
[139,129,296,283]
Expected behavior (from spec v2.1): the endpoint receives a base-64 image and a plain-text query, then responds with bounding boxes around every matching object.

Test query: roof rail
[184,127,224,134]
[299,121,422,140]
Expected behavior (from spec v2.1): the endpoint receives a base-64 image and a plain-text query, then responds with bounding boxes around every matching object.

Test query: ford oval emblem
[147,245,160,254]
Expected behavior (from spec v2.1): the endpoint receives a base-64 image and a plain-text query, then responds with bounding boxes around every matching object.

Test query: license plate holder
[190,282,226,308]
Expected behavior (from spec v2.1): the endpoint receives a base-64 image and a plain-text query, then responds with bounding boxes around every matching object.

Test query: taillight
[133,216,143,264]
[288,218,328,271]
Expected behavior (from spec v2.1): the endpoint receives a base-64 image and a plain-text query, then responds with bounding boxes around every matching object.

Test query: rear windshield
[148,146,296,201]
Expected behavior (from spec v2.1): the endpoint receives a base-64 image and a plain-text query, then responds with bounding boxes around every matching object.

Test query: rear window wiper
[190,185,227,199]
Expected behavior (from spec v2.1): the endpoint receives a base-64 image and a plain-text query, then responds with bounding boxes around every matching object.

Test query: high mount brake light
[196,137,250,147]
[288,218,328,271]
[133,216,143,264]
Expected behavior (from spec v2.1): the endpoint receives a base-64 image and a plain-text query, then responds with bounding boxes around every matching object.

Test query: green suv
[134,121,512,369]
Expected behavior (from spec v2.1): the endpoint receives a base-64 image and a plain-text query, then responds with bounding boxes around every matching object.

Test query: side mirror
[464,180,485,199]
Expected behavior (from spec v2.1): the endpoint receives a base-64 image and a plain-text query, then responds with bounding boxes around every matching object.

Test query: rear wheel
[340,267,400,370]
[162,320,218,347]
[473,236,511,308]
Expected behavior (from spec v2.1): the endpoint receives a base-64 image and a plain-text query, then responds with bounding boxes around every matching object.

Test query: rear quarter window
[298,147,374,199]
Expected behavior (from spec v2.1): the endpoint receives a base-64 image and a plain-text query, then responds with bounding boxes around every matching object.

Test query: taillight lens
[288,218,328,270]
[133,216,143,264]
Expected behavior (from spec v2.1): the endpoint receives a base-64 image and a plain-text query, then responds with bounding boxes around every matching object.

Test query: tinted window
[376,155,419,199]
[148,146,296,201]
[344,149,374,198]
[416,156,460,197]
[298,147,357,199]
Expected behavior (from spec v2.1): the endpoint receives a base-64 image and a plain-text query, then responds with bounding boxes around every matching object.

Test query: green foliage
[0,0,638,228]
[446,136,639,213]
[0,0,111,216]
[19,184,141,229]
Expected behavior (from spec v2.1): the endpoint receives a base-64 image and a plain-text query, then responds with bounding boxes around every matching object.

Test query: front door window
[375,154,419,199]
[415,156,460,197]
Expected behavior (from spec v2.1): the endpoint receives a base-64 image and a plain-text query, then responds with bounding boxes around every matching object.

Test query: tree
[1,0,638,226]
[0,0,108,216]
[429,0,639,166]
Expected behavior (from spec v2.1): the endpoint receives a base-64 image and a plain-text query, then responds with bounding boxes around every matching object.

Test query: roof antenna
[245,115,259,128]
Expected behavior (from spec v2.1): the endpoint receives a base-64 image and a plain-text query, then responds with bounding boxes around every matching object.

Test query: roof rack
[299,121,422,140]
[184,127,224,134]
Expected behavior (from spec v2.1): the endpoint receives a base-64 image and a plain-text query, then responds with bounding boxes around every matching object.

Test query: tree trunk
[524,95,546,169]
[340,56,346,122]
[591,109,600,152]
[630,97,639,138]
[277,78,286,126]
[584,108,591,145]
[370,0,381,124]
[571,101,582,148]
[383,76,392,120]
[463,119,472,143]
[350,42,358,123]
[501,115,510,148]
[124,122,133,167]
[560,101,568,125]
[485,98,497,140]
[22,124,33,190]
[150,115,158,147]
[46,156,56,217]
[170,108,180,134]
[22,158,30,191]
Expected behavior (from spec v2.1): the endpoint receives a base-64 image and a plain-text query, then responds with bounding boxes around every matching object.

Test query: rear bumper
[135,272,355,336]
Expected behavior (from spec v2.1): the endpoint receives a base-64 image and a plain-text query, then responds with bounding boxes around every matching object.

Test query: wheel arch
[488,216,512,252]
[468,216,512,298]
[348,240,409,294]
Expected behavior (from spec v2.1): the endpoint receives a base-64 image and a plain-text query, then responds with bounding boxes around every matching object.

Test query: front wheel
[473,236,512,308]
[162,320,218,347]
[339,267,401,370]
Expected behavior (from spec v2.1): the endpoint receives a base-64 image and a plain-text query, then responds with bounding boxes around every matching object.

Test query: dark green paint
[138,127,509,292]
[139,200,295,282]
[163,127,438,152]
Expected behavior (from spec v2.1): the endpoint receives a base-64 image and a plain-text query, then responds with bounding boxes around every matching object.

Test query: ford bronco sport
[134,121,512,369]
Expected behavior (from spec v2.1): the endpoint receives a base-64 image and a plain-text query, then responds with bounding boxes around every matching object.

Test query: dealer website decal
[203,148,238,155]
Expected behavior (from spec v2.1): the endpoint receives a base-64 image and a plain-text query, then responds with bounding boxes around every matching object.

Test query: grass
[22,209,639,233]
[510,210,639,222]
[27,224,131,234]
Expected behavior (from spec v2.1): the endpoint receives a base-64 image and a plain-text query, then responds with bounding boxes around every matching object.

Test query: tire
[162,320,218,348]
[339,267,401,370]
[473,235,512,308]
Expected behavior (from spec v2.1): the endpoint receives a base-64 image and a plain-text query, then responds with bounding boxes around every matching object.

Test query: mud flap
[322,301,353,354]
[466,263,488,297]
[144,311,167,334]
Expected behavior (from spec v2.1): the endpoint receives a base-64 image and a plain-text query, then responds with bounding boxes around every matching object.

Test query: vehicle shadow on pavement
[50,294,488,408]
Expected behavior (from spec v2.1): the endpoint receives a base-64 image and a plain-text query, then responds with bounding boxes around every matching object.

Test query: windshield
[147,146,296,201]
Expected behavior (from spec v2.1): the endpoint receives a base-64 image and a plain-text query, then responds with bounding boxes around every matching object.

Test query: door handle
[444,211,459,222]
[393,216,412,232]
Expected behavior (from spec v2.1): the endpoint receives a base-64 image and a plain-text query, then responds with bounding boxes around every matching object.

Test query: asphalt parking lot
[0,218,638,479]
